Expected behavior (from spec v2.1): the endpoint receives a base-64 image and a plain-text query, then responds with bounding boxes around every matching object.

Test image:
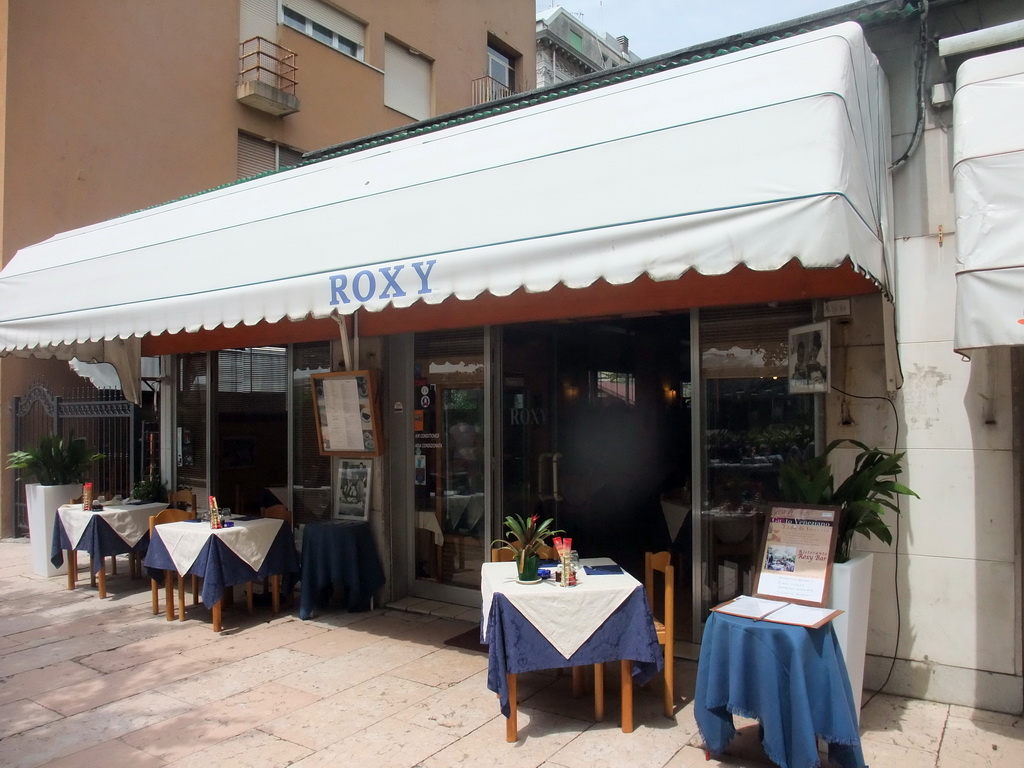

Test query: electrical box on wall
[823,299,851,318]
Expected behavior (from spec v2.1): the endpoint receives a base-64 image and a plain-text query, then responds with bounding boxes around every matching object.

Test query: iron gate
[11,383,142,537]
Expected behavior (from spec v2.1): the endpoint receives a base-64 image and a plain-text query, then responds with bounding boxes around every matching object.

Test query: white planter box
[26,483,80,578]
[827,551,873,721]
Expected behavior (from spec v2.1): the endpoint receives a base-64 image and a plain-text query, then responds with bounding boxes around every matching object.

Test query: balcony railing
[237,37,300,116]
[472,75,514,105]
[240,36,298,93]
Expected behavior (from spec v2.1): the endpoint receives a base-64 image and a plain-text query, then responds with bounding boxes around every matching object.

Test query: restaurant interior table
[144,517,299,631]
[50,502,167,598]
[695,611,866,768]
[481,558,662,742]
[298,520,385,620]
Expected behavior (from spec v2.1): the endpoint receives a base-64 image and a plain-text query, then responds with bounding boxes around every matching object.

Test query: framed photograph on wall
[335,459,372,520]
[788,321,830,394]
[310,370,382,456]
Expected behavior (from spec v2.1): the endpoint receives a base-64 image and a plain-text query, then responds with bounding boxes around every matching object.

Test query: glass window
[569,29,584,51]
[487,46,514,87]
[282,7,305,32]
[698,303,816,616]
[311,20,333,46]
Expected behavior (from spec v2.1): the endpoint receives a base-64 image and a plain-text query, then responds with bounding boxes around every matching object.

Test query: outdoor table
[482,558,662,742]
[50,502,167,598]
[143,517,299,632]
[695,611,866,768]
[298,520,385,619]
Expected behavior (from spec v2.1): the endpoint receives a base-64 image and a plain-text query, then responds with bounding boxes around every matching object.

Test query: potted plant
[131,476,167,504]
[7,434,105,577]
[779,438,918,715]
[779,438,918,563]
[492,513,563,583]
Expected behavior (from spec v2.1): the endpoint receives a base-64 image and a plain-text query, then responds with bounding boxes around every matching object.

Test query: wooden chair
[167,489,197,512]
[645,550,675,717]
[245,504,293,613]
[149,508,196,621]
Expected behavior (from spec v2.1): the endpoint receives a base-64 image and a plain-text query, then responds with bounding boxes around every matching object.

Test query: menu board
[752,503,841,607]
[310,370,382,457]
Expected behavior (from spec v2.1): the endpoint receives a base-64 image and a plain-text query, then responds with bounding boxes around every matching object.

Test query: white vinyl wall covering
[953,46,1024,353]
[0,22,891,352]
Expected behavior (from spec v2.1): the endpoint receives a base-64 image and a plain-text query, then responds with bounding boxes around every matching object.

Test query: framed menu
[310,370,382,457]
[752,503,841,607]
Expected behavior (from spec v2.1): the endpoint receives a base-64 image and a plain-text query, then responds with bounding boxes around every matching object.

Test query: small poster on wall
[788,321,830,394]
[335,459,372,520]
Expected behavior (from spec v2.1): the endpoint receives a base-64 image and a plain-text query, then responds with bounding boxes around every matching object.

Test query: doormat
[444,627,488,654]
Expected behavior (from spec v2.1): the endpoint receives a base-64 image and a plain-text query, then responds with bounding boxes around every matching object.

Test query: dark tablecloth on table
[50,512,149,573]
[298,520,386,619]
[695,611,866,768]
[484,586,662,718]
[143,520,299,609]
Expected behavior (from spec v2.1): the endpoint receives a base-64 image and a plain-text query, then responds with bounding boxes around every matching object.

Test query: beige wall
[0,0,535,536]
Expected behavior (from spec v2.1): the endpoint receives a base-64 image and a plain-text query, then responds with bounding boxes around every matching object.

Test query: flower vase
[516,553,541,584]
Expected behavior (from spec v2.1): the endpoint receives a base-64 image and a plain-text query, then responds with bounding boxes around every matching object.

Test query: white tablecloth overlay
[57,502,167,550]
[481,558,640,659]
[154,518,283,575]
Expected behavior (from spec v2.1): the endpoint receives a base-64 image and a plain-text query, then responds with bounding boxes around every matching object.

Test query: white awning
[953,47,1024,353]
[0,21,891,355]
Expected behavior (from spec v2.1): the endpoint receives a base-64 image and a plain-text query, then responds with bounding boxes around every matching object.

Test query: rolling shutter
[385,39,431,120]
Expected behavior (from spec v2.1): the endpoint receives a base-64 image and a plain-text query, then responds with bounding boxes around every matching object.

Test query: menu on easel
[752,503,841,608]
[311,371,381,457]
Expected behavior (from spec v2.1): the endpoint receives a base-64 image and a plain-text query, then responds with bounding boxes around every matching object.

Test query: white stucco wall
[836,28,1021,710]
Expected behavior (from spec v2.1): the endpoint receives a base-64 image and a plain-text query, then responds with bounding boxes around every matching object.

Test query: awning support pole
[335,315,354,371]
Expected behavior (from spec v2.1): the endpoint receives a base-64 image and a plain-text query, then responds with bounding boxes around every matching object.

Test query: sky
[535,1,857,59]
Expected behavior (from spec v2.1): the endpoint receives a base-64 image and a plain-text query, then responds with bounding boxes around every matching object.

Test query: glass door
[411,330,487,592]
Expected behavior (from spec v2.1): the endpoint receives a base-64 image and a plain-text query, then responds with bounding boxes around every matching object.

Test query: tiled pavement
[1,538,1022,767]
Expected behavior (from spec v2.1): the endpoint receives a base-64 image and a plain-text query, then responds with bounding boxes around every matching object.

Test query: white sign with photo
[335,459,372,520]
[788,321,830,394]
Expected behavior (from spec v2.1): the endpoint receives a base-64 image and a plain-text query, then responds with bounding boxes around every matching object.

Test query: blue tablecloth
[298,520,386,619]
[50,511,149,573]
[143,521,299,609]
[695,611,866,768]
[484,586,662,717]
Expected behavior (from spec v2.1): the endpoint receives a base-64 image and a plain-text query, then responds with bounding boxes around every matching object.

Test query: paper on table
[760,602,843,629]
[713,595,789,619]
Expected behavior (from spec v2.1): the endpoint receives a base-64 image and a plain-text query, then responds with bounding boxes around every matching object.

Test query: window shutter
[237,133,276,179]
[283,0,364,47]
[385,39,431,121]
[240,0,277,41]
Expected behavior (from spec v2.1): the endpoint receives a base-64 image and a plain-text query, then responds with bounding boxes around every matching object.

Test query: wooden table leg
[97,559,107,599]
[67,551,77,590]
[506,672,518,742]
[212,600,222,632]
[164,572,175,621]
[620,659,634,733]
[178,575,186,622]
[271,574,281,614]
[594,662,605,721]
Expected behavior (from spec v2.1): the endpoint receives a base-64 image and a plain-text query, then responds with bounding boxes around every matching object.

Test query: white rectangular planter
[26,483,80,578]
[827,550,873,721]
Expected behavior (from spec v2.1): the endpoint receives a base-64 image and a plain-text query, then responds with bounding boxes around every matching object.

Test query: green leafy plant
[6,434,105,486]
[492,513,564,567]
[131,477,167,504]
[779,439,919,562]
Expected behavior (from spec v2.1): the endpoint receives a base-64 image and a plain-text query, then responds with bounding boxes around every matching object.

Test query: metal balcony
[472,75,514,105]
[237,37,300,116]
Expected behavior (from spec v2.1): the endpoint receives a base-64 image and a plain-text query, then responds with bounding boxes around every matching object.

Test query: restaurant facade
[3,0,1024,716]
